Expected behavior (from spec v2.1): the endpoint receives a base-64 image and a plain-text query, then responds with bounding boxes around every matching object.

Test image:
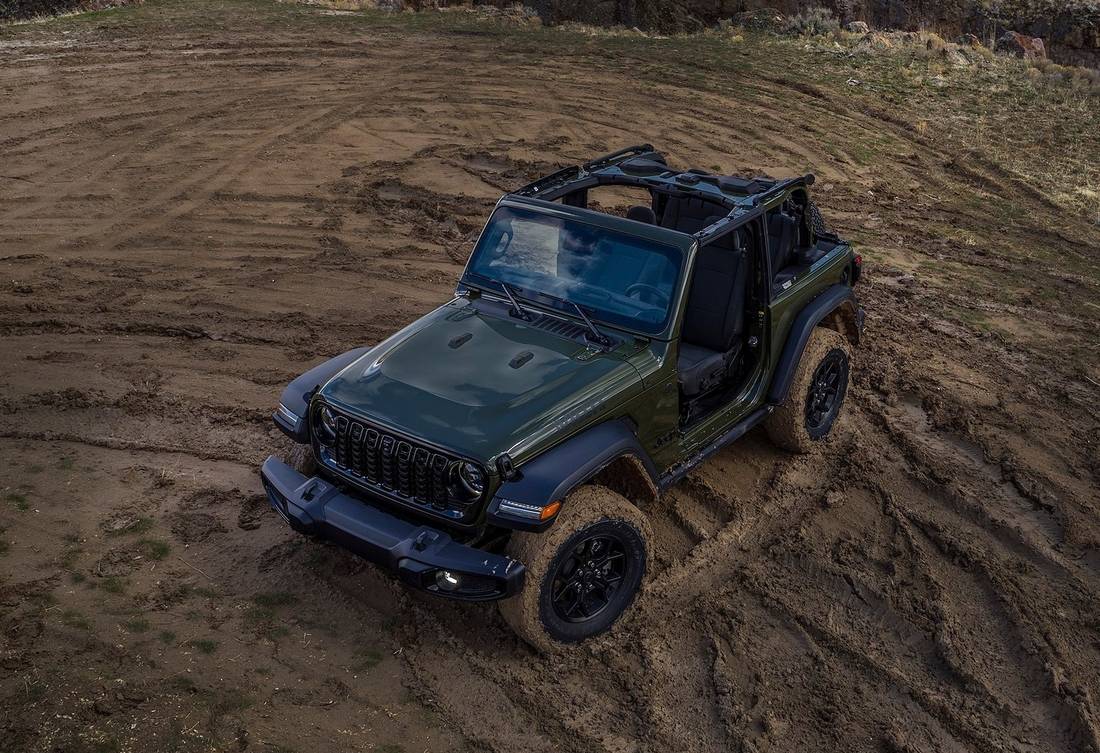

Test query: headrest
[769,211,796,233]
[626,205,657,225]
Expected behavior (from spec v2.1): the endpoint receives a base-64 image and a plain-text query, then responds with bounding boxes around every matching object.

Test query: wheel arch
[819,299,861,348]
[767,284,860,406]
[488,419,659,530]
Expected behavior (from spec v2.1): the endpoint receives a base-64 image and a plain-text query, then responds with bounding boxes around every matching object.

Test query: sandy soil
[1,3,1099,752]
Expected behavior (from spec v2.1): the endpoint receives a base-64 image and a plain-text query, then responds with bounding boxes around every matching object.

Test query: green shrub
[782,7,839,37]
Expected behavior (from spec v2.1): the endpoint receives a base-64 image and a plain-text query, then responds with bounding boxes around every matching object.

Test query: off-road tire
[499,485,650,653]
[285,442,317,476]
[808,201,828,236]
[765,327,851,453]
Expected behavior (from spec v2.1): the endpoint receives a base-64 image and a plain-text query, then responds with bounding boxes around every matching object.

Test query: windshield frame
[458,197,696,342]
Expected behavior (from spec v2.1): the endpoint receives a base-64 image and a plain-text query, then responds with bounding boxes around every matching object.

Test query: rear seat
[659,196,720,234]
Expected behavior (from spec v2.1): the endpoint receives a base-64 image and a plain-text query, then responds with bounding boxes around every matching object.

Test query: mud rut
[1,9,1099,753]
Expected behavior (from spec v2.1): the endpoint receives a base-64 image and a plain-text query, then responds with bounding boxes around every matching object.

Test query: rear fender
[767,285,861,406]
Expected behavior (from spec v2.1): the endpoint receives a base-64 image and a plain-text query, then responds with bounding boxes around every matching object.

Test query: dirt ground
[1,2,1099,752]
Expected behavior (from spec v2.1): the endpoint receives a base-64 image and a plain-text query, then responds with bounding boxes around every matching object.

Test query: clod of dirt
[237,493,270,531]
[169,511,227,544]
[93,547,141,577]
[100,512,147,536]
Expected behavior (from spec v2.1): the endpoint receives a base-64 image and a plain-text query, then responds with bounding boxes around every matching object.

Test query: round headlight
[316,405,337,446]
[457,462,485,497]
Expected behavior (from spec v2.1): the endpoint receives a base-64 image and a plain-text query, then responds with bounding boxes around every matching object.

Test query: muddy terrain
[1,2,1099,752]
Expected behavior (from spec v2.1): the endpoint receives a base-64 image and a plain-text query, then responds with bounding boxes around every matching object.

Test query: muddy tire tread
[285,442,317,476]
[499,485,651,654]
[765,327,850,453]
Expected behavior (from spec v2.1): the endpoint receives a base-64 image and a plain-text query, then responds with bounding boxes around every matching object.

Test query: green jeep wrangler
[261,146,864,651]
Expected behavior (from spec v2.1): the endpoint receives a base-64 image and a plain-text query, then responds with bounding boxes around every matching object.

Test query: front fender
[486,419,658,531]
[274,347,372,442]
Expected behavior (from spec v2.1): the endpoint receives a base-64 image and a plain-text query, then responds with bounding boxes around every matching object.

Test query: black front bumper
[260,456,524,601]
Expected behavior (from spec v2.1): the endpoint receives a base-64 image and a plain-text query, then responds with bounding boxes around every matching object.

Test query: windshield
[464,205,683,335]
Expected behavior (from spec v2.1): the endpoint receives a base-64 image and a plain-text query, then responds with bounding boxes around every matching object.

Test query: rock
[855,31,894,52]
[996,31,1047,60]
[733,8,784,32]
[94,697,117,716]
[847,21,869,34]
[942,47,974,67]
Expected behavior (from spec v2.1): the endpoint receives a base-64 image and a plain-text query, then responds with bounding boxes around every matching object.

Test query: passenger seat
[677,221,748,397]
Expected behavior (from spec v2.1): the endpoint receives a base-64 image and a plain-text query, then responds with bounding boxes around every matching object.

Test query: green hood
[318,301,644,463]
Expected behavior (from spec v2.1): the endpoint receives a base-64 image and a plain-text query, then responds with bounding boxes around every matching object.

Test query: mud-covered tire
[284,442,317,476]
[765,327,851,453]
[499,485,650,653]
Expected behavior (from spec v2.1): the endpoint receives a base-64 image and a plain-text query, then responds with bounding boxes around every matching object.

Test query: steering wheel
[625,283,669,308]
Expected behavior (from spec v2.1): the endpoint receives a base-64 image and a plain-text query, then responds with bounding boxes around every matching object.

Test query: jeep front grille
[320,408,476,519]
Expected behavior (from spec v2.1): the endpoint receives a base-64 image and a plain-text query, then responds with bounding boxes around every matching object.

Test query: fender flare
[487,419,659,530]
[767,284,861,406]
[274,347,372,442]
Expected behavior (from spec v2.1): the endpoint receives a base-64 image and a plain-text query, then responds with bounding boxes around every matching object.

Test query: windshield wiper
[499,281,532,321]
[529,288,613,348]
[569,302,613,348]
[498,282,613,348]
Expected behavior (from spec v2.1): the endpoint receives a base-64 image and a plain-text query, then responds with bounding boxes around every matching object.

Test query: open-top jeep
[261,146,864,651]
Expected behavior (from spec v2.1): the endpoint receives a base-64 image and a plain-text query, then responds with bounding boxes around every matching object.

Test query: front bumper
[260,456,524,601]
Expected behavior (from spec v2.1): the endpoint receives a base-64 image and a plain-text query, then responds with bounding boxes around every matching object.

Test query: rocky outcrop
[489,0,1100,68]
[996,30,1047,58]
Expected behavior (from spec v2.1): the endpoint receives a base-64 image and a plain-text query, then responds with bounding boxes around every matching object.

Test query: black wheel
[499,486,649,652]
[547,524,640,629]
[804,348,849,439]
[765,328,851,453]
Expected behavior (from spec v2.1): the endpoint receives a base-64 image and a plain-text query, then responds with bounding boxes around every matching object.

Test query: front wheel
[284,442,316,476]
[765,327,851,453]
[499,485,650,653]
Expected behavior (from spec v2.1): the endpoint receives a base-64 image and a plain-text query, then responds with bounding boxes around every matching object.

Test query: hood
[318,301,644,462]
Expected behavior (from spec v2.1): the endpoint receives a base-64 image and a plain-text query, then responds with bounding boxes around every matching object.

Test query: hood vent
[448,332,472,349]
[509,351,534,369]
[530,313,587,341]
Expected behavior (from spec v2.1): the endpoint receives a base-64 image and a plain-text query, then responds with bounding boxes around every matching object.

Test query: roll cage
[511,144,834,248]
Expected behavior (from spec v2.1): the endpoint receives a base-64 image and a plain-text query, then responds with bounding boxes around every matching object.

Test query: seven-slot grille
[324,408,471,515]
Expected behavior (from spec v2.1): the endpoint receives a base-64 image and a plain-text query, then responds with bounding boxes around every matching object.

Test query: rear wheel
[765,327,851,453]
[499,486,649,653]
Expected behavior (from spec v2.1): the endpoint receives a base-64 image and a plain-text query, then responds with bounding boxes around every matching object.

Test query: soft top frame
[511,145,817,243]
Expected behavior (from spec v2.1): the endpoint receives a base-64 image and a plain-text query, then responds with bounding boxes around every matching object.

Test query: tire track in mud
[1,10,1099,753]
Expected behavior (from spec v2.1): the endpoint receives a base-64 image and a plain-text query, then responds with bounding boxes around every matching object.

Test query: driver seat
[678,225,748,397]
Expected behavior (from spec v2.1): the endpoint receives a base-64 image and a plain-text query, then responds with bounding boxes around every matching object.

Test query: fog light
[435,570,461,592]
